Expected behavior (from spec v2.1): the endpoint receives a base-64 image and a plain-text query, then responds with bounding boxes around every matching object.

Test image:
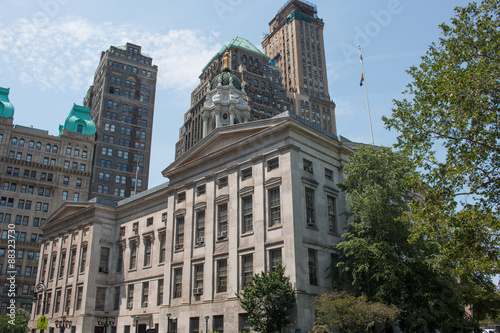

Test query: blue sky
[0,0,471,188]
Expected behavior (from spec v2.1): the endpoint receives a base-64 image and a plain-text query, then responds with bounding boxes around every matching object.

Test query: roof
[202,37,269,72]
[59,104,96,136]
[0,87,15,119]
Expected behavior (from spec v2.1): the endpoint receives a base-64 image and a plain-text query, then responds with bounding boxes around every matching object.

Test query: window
[242,254,253,287]
[218,176,228,189]
[95,287,106,311]
[68,248,76,276]
[173,268,182,298]
[325,168,334,181]
[141,282,149,307]
[303,159,313,173]
[242,196,253,233]
[242,167,252,180]
[213,315,224,333]
[54,290,61,313]
[308,249,318,285]
[268,187,281,227]
[58,251,66,278]
[99,247,110,273]
[217,259,227,293]
[117,245,123,273]
[195,211,205,244]
[159,232,166,263]
[114,286,120,311]
[193,264,204,292]
[175,217,184,249]
[144,237,152,266]
[190,317,200,333]
[177,192,185,203]
[327,196,337,233]
[270,248,282,271]
[127,284,134,309]
[129,241,137,270]
[80,245,87,273]
[146,217,153,226]
[197,184,206,196]
[217,204,228,239]
[305,188,316,227]
[157,279,164,306]
[267,157,279,171]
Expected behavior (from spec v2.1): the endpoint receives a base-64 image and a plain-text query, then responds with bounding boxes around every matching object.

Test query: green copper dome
[0,87,15,119]
[59,104,96,136]
[210,69,242,91]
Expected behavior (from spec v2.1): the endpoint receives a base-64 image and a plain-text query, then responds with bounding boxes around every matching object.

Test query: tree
[332,145,471,332]
[0,308,30,333]
[237,264,296,333]
[314,291,399,333]
[383,0,500,277]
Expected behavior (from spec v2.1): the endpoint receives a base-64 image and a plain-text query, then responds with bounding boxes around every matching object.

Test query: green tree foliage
[383,0,500,277]
[0,308,30,333]
[314,291,399,333]
[333,145,471,331]
[237,264,296,333]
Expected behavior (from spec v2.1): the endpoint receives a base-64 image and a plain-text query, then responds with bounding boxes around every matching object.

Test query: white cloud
[0,17,223,92]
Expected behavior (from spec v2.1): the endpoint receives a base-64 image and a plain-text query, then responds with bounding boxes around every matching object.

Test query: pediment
[46,202,93,224]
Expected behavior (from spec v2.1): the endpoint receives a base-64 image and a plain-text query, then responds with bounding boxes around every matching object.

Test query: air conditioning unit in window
[217,232,227,240]
[99,267,108,273]
[127,302,133,309]
[306,218,316,226]
[175,244,183,250]
[196,237,204,244]
[142,302,148,308]
[305,166,314,172]
[193,288,203,295]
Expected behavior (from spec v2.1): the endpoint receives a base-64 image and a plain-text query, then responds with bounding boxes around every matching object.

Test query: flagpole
[359,45,374,145]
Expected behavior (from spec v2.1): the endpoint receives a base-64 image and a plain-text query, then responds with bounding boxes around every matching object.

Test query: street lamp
[55,316,72,333]
[166,312,171,333]
[97,312,116,333]
[34,283,48,333]
[205,315,209,333]
[135,315,139,333]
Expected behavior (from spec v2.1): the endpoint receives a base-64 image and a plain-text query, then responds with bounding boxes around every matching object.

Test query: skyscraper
[175,37,291,158]
[0,87,96,313]
[262,0,337,133]
[83,43,158,200]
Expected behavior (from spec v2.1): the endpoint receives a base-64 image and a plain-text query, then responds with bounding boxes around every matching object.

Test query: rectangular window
[175,217,184,250]
[129,242,137,270]
[242,196,253,233]
[141,282,149,307]
[99,247,110,273]
[174,268,182,298]
[117,245,123,272]
[75,286,83,310]
[218,176,228,189]
[270,248,282,271]
[127,284,134,309]
[217,204,228,239]
[95,287,106,311]
[267,157,279,171]
[303,159,314,173]
[80,245,87,273]
[268,187,281,227]
[54,290,62,313]
[193,264,204,293]
[308,249,318,285]
[241,167,252,180]
[68,248,76,276]
[325,168,334,181]
[242,254,253,287]
[144,238,152,266]
[114,286,120,310]
[58,251,66,278]
[190,317,200,333]
[305,188,315,226]
[49,254,57,280]
[197,184,206,196]
[157,279,164,306]
[327,196,337,233]
[213,315,224,333]
[159,233,166,263]
[217,259,227,293]
[195,211,205,244]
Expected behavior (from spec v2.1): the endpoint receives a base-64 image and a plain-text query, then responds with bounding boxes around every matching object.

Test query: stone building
[30,107,354,332]
[0,87,95,314]
[83,43,158,201]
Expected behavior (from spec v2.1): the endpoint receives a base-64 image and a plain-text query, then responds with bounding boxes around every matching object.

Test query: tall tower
[83,43,158,201]
[262,0,337,134]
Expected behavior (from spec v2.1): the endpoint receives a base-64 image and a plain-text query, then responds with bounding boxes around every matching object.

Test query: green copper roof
[0,87,15,119]
[59,104,96,136]
[286,9,313,23]
[202,37,269,72]
[210,69,242,91]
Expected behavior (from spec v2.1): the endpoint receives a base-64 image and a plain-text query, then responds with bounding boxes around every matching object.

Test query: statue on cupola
[202,50,250,138]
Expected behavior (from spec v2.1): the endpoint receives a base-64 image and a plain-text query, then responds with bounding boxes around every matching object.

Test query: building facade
[262,0,337,133]
[30,111,354,333]
[175,37,292,158]
[83,43,158,201]
[0,87,95,314]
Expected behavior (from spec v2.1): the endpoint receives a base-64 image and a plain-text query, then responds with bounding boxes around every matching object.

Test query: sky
[0,0,472,189]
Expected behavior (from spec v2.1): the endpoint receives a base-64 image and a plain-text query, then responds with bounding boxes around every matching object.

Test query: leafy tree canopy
[383,0,500,276]
[0,308,30,333]
[237,264,296,333]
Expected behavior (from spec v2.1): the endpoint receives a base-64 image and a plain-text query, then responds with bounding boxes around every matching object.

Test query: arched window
[18,139,25,147]
[45,144,51,152]
[242,55,247,64]
[11,137,17,146]
[52,145,58,154]
[36,142,42,151]
[28,141,35,149]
